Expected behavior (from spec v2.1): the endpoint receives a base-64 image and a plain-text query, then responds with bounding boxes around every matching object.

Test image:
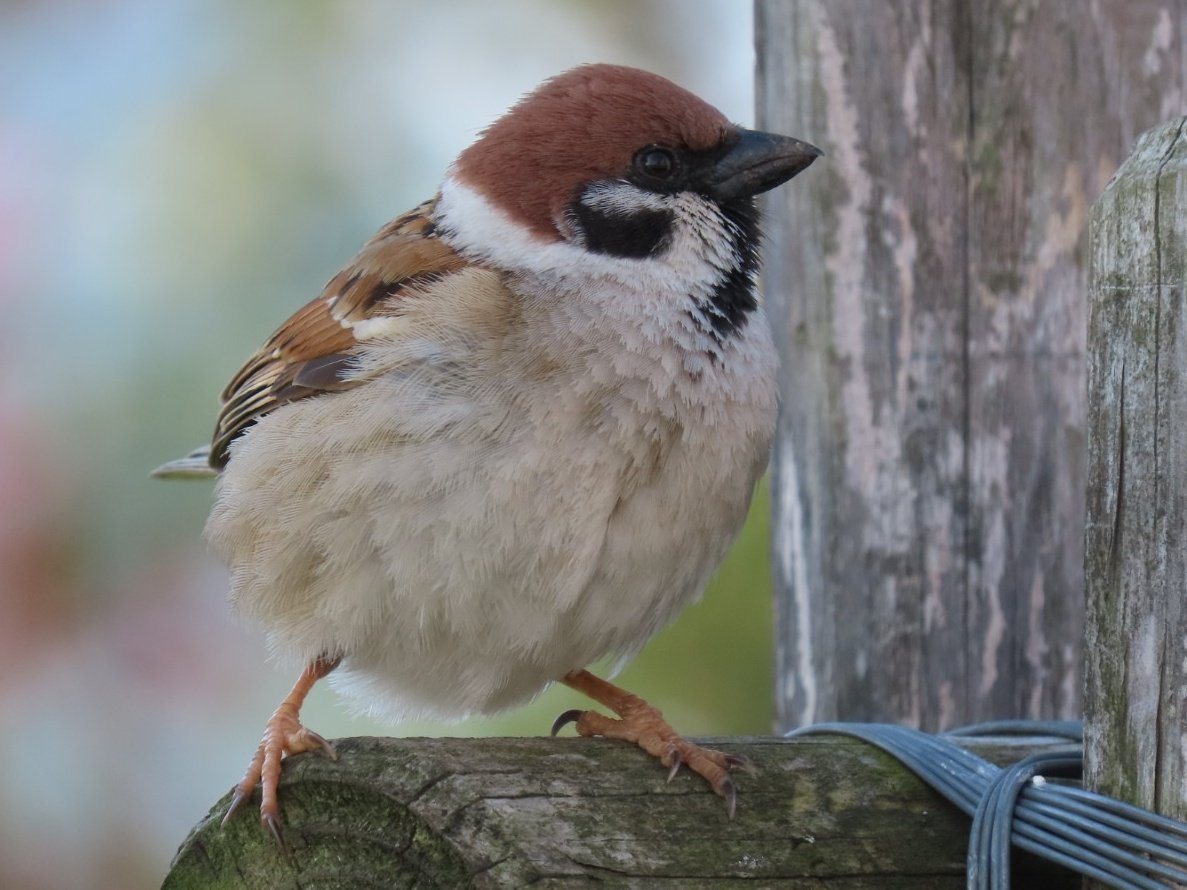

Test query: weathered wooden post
[757,0,1186,732]
[1086,117,1187,823]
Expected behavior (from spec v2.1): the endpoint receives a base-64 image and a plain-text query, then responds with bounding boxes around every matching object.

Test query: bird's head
[435,64,820,344]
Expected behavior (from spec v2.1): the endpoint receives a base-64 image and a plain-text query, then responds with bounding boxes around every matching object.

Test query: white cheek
[577,179,669,215]
[435,175,737,315]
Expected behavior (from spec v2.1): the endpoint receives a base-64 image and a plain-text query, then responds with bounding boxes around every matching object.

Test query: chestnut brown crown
[453,64,736,240]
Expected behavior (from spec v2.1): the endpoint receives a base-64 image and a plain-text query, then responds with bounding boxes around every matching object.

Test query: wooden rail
[163,735,1077,889]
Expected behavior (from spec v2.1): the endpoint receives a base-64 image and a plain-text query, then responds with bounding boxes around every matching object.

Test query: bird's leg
[552,669,753,817]
[223,654,340,845]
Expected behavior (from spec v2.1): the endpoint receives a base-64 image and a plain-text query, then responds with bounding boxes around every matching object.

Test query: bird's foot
[222,705,336,846]
[222,657,339,848]
[552,697,753,817]
[223,706,336,846]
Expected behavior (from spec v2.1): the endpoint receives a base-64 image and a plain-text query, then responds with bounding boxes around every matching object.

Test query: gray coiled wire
[786,721,1187,889]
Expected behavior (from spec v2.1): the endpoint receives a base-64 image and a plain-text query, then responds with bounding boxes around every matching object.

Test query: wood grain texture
[757,0,1187,732]
[162,735,1077,889]
[1086,116,1187,822]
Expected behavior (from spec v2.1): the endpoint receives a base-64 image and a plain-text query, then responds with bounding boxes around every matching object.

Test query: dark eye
[636,146,677,180]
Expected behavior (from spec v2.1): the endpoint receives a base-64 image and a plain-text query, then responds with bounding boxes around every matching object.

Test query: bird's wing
[157,198,470,476]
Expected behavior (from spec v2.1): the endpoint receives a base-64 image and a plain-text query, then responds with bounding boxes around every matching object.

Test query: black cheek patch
[702,264,758,340]
[571,200,674,259]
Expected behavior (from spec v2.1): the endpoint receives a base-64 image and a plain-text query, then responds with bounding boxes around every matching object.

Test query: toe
[290,727,337,759]
[222,743,266,826]
[668,740,747,817]
[222,785,253,826]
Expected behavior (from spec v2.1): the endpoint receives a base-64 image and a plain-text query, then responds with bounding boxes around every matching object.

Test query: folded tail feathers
[151,445,219,479]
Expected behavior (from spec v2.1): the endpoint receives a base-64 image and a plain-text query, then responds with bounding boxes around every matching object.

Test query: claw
[724,753,757,775]
[666,751,684,782]
[262,811,289,854]
[719,775,737,819]
[222,787,251,826]
[303,729,338,760]
[550,709,586,737]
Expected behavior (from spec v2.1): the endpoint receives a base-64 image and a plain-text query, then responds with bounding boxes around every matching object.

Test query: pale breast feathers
[209,200,468,466]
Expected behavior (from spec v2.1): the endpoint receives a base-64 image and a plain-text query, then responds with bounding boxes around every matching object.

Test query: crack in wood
[1144,116,1183,818]
[1110,359,1127,575]
[959,0,976,724]
[407,770,456,806]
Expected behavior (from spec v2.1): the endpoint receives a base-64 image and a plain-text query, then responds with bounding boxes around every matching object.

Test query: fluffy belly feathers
[207,344,772,720]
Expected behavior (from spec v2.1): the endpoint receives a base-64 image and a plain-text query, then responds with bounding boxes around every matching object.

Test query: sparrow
[155,63,819,842]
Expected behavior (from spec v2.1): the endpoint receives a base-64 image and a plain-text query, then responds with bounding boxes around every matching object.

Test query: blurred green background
[0,2,772,887]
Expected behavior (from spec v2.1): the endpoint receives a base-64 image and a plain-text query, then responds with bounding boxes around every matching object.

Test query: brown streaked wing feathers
[209,199,468,467]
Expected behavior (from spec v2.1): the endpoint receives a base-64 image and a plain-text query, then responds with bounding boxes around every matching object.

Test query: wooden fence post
[1086,117,1187,821]
[757,0,1186,732]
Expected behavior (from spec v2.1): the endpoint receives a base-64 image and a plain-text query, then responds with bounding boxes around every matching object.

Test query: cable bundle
[787,722,1187,889]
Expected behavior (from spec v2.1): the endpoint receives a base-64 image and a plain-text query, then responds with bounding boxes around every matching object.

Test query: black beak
[704,128,822,202]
